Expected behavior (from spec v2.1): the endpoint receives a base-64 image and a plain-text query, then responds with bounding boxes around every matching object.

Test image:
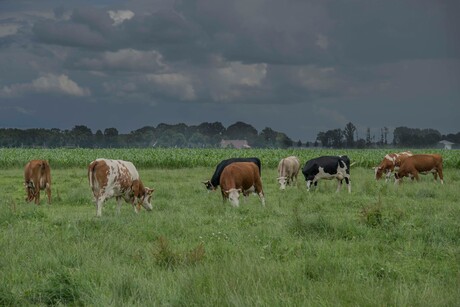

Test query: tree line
[0,121,294,148]
[315,122,460,148]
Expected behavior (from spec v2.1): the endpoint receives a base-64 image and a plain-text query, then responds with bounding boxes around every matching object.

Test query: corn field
[1,148,459,169]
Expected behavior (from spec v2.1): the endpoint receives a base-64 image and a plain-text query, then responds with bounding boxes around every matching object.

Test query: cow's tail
[88,161,98,191]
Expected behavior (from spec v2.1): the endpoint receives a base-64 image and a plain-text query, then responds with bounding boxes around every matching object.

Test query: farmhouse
[220,139,251,149]
[439,140,455,150]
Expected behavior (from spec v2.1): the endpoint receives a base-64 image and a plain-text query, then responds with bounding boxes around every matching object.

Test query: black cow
[302,156,351,193]
[203,157,261,191]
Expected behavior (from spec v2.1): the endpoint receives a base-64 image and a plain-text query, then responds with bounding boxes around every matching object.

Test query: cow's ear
[146,188,154,195]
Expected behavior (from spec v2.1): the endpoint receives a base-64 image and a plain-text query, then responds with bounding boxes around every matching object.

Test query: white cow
[277,156,301,190]
[88,158,154,217]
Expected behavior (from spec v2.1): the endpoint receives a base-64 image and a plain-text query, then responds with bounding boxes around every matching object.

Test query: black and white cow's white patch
[301,156,351,193]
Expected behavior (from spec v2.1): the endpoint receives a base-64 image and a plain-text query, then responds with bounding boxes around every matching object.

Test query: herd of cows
[23,151,444,216]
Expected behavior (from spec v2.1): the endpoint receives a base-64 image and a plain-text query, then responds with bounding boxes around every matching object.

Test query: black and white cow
[302,156,351,193]
[203,157,261,191]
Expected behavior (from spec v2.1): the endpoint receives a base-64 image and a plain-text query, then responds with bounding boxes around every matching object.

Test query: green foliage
[1,148,459,169]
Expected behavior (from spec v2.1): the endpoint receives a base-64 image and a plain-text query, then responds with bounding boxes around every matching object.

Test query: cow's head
[277,176,288,190]
[202,180,216,191]
[226,188,242,207]
[136,188,154,212]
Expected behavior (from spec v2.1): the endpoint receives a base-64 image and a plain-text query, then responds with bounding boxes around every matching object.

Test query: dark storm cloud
[0,0,459,140]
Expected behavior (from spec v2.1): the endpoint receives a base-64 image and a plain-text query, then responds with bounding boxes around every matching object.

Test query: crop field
[1,148,459,305]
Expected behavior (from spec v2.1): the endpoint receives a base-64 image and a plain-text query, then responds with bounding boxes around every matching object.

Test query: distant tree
[260,127,278,147]
[189,132,208,147]
[343,122,356,148]
[71,125,93,147]
[297,140,302,147]
[383,127,389,145]
[104,127,119,147]
[95,130,104,147]
[225,121,258,140]
[366,128,371,147]
[197,122,226,138]
[393,126,441,147]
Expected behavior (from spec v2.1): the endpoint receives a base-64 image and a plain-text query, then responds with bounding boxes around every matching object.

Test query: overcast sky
[0,0,459,141]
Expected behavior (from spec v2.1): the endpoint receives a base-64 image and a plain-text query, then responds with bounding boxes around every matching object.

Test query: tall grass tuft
[152,236,206,269]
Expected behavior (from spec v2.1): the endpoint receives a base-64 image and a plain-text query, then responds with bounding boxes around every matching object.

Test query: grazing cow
[277,156,301,190]
[302,156,351,193]
[24,160,51,205]
[374,151,413,182]
[219,162,265,207]
[88,159,154,217]
[394,154,443,184]
[203,157,261,191]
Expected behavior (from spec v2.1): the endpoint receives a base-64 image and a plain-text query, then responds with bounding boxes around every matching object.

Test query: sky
[0,0,459,142]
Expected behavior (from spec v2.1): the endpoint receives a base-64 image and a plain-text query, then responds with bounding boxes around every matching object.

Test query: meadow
[1,148,459,305]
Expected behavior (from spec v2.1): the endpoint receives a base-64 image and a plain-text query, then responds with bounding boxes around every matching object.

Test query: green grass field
[1,149,459,305]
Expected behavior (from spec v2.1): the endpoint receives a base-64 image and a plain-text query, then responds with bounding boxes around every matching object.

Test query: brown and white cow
[374,151,413,182]
[219,162,265,207]
[277,156,300,190]
[88,159,154,217]
[24,160,51,205]
[394,154,444,184]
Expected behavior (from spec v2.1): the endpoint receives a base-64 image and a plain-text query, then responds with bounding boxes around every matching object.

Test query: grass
[1,166,459,305]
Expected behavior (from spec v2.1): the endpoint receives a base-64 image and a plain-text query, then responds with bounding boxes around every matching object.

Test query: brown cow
[374,151,413,182]
[394,154,444,184]
[219,162,265,207]
[24,160,51,205]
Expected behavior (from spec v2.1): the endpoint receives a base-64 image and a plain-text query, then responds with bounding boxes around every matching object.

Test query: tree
[104,127,119,147]
[366,128,371,147]
[225,121,258,140]
[383,127,389,145]
[197,122,226,137]
[71,125,93,147]
[343,122,356,148]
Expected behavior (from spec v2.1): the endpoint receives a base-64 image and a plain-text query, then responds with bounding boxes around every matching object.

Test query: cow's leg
[336,179,342,192]
[96,196,105,217]
[432,171,438,182]
[385,170,392,183]
[306,181,312,191]
[438,168,444,184]
[258,192,265,206]
[34,189,40,205]
[413,172,420,182]
[345,177,351,193]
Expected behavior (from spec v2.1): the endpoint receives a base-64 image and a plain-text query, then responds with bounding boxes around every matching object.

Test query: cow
[88,159,154,217]
[203,157,261,191]
[219,162,265,207]
[302,156,351,193]
[374,151,413,182]
[24,160,52,205]
[277,156,301,190]
[394,154,444,184]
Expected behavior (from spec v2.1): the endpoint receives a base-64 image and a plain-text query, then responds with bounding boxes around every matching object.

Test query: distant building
[220,139,251,149]
[439,140,454,150]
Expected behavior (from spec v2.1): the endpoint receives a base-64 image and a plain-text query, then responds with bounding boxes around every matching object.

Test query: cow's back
[88,159,139,195]
[211,157,261,187]
[220,162,259,191]
[403,154,442,172]
[278,156,300,176]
